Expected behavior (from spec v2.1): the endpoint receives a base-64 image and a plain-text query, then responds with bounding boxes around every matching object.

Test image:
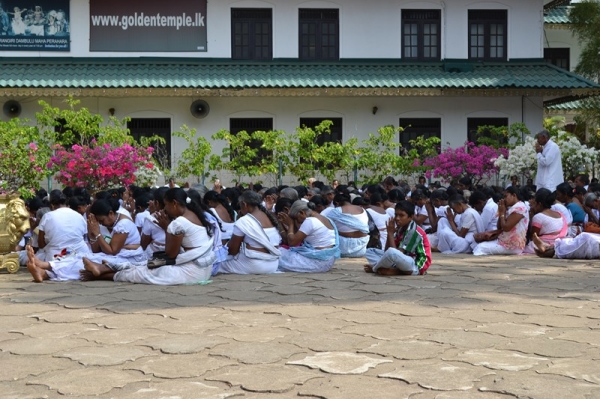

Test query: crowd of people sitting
[17,172,599,285]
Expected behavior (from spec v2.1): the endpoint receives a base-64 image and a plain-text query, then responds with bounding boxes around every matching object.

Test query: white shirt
[552,203,573,225]
[481,198,499,232]
[135,210,150,229]
[460,207,484,235]
[37,207,89,261]
[299,217,336,247]
[535,139,563,192]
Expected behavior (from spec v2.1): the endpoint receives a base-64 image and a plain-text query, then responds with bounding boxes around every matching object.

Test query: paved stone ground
[1,254,600,398]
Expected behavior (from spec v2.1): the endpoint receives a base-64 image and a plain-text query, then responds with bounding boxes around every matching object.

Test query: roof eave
[1,87,597,98]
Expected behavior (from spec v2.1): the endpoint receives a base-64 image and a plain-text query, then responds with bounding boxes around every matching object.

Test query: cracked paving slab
[28,368,151,396]
[297,374,423,398]
[380,360,496,391]
[140,334,229,354]
[125,353,237,379]
[204,364,320,393]
[0,337,90,355]
[0,353,74,381]
[128,380,244,399]
[445,349,549,371]
[29,309,110,323]
[536,358,600,384]
[288,352,392,374]
[422,330,511,350]
[359,340,452,360]
[12,321,99,339]
[209,341,304,364]
[54,345,154,366]
[479,372,600,398]
[503,337,590,358]
[207,325,295,342]
[287,330,377,352]
[76,327,164,345]
[470,323,551,338]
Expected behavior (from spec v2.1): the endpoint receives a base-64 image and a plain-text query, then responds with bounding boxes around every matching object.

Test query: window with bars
[399,118,441,153]
[468,10,507,61]
[231,9,272,60]
[128,118,172,168]
[402,10,441,60]
[229,118,273,161]
[467,117,509,145]
[544,47,570,70]
[299,9,339,60]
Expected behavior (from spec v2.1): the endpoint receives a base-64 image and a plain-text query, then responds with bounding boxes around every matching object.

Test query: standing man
[534,130,563,192]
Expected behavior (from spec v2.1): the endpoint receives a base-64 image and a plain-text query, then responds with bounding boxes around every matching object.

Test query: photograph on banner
[0,0,69,50]
[90,0,207,52]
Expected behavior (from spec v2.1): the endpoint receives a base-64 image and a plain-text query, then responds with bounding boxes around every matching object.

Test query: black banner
[0,0,69,51]
[90,0,207,52]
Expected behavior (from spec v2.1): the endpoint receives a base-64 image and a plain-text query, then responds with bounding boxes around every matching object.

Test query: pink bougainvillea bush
[423,142,508,184]
[48,141,155,190]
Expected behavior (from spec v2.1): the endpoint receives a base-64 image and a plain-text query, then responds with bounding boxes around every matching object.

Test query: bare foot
[83,257,112,277]
[377,267,413,276]
[376,267,402,276]
[431,247,440,253]
[532,233,547,253]
[364,264,374,273]
[79,269,95,281]
[26,245,47,283]
[534,246,556,258]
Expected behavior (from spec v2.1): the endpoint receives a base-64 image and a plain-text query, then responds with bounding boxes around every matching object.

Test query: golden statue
[0,196,30,273]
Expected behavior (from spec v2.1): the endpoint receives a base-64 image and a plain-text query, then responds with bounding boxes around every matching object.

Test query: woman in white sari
[140,187,169,259]
[81,188,217,285]
[37,190,89,261]
[322,192,369,257]
[277,200,339,273]
[26,198,146,282]
[215,191,281,274]
[204,190,236,244]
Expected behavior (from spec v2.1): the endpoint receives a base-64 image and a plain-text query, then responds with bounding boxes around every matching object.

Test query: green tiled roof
[0,58,597,91]
[546,99,586,110]
[544,6,571,24]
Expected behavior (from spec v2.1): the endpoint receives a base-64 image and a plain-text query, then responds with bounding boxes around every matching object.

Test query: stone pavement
[1,254,600,398]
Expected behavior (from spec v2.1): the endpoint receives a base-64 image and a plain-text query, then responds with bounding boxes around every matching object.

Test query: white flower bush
[135,164,163,187]
[494,136,537,180]
[495,131,600,182]
[555,131,598,178]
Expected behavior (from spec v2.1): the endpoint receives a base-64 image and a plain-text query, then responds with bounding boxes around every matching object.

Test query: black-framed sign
[90,0,207,52]
[0,0,70,51]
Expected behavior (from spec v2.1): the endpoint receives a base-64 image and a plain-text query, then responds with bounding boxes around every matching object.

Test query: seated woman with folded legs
[277,200,339,273]
[214,190,281,274]
[523,188,567,254]
[532,231,600,259]
[204,190,236,245]
[81,188,217,285]
[436,195,484,254]
[321,191,369,257]
[26,198,146,282]
[472,186,530,256]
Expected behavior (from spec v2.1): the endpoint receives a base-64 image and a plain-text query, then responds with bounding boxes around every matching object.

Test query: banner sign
[0,0,70,51]
[90,0,207,52]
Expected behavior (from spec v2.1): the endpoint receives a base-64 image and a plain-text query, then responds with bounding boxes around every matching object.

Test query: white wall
[11,94,543,150]
[0,0,544,59]
[544,28,581,72]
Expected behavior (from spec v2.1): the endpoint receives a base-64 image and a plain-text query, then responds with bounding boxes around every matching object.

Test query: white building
[0,0,598,184]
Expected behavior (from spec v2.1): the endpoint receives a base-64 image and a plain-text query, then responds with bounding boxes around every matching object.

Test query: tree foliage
[570,1,600,131]
[357,126,405,184]
[0,118,51,198]
[173,125,212,184]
